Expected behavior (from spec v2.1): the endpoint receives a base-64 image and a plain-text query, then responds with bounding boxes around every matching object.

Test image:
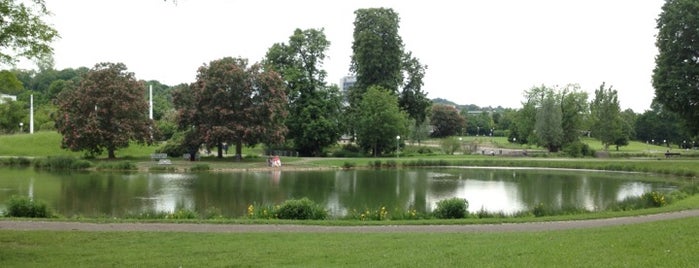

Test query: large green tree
[559,84,588,145]
[652,0,699,134]
[356,86,408,156]
[535,92,564,152]
[0,0,59,65]
[589,83,624,151]
[350,8,403,96]
[399,51,431,135]
[264,28,343,156]
[174,57,288,160]
[55,62,154,159]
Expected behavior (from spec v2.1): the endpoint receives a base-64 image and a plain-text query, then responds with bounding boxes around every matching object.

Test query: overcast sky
[42,0,664,112]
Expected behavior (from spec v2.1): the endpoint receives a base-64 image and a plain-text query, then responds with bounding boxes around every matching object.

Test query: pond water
[0,167,676,218]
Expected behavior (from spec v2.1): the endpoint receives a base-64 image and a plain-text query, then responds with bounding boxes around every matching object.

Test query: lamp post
[19,122,23,133]
[476,126,480,136]
[396,135,400,158]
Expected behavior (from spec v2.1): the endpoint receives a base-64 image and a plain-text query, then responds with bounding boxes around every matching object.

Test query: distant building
[0,94,16,104]
[340,75,356,92]
[340,75,356,106]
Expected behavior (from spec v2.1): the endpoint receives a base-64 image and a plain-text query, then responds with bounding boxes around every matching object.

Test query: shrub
[190,164,210,172]
[342,162,356,169]
[642,191,667,207]
[34,156,82,170]
[433,197,469,219]
[274,197,327,220]
[5,195,52,218]
[167,209,198,219]
[532,203,547,217]
[440,137,461,155]
[97,161,136,170]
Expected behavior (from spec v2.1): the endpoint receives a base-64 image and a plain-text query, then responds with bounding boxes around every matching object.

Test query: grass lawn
[1,216,698,266]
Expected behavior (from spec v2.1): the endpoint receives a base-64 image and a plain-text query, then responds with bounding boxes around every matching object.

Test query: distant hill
[431,98,508,112]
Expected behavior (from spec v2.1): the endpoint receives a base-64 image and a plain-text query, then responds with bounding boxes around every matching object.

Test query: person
[272,155,281,167]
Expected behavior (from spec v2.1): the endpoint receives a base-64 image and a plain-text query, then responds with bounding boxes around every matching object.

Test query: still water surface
[0,167,676,218]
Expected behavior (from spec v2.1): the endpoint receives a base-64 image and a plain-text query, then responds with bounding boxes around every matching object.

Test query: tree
[356,86,408,156]
[399,51,431,141]
[430,105,466,138]
[0,0,59,65]
[350,8,404,97]
[264,28,343,156]
[589,83,624,151]
[535,93,563,152]
[55,62,154,159]
[0,98,25,133]
[174,57,288,160]
[0,70,23,94]
[559,84,588,145]
[652,0,699,135]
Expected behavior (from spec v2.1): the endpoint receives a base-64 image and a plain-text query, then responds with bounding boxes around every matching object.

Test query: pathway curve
[2,209,698,233]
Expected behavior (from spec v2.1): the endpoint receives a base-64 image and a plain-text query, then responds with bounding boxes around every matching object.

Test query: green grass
[1,216,697,266]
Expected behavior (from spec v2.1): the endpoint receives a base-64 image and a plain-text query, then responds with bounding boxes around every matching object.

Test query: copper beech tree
[55,62,155,159]
[174,57,288,160]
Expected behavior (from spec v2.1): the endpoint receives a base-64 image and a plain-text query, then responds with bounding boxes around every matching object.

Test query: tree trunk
[234,140,243,161]
[108,148,116,159]
[189,147,197,161]
[217,142,223,158]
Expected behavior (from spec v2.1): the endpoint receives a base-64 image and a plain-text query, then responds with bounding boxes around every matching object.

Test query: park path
[2,209,698,233]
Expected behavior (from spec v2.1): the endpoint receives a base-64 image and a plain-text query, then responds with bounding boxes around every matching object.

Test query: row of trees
[3,1,699,158]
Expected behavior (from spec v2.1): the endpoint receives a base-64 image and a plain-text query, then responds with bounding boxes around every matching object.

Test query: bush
[34,156,82,170]
[433,197,469,219]
[5,195,52,218]
[96,161,136,170]
[440,137,461,155]
[190,164,210,172]
[342,162,356,169]
[167,209,198,219]
[274,197,327,220]
[642,191,667,207]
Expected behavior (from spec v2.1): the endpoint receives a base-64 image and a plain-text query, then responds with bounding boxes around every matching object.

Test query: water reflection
[0,168,676,218]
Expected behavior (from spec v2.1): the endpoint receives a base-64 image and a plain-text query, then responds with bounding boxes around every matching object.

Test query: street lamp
[476,126,480,136]
[19,122,23,133]
[396,135,401,158]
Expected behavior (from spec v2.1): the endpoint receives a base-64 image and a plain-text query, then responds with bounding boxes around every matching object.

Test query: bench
[665,152,681,158]
[150,153,168,161]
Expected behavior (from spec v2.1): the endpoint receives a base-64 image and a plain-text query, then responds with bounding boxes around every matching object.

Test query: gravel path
[2,209,698,233]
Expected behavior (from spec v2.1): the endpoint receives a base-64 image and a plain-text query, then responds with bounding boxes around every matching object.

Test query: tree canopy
[590,83,625,151]
[55,62,154,158]
[0,0,59,65]
[652,0,699,135]
[174,57,288,160]
[356,86,408,156]
[264,28,343,156]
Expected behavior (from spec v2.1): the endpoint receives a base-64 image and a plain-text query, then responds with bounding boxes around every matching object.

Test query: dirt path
[2,209,698,233]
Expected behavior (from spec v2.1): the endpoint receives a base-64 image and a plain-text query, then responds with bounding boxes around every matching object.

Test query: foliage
[0,0,59,65]
[264,28,343,157]
[33,156,91,170]
[399,52,431,132]
[535,90,563,152]
[0,97,26,133]
[350,8,404,95]
[174,57,288,159]
[652,0,699,135]
[562,141,594,158]
[55,62,155,159]
[4,195,51,218]
[433,197,469,219]
[430,105,466,137]
[189,164,210,172]
[559,84,588,145]
[440,136,462,155]
[590,82,624,150]
[0,70,23,94]
[346,206,390,221]
[96,161,136,170]
[642,191,667,207]
[274,197,328,220]
[355,86,409,156]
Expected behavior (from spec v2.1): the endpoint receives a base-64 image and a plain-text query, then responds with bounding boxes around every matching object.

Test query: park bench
[150,153,168,161]
[665,152,681,158]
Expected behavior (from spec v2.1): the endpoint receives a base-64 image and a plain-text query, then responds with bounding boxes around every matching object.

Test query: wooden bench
[665,152,681,158]
[150,153,168,161]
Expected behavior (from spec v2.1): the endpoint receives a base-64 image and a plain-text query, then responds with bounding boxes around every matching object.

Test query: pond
[0,167,677,218]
